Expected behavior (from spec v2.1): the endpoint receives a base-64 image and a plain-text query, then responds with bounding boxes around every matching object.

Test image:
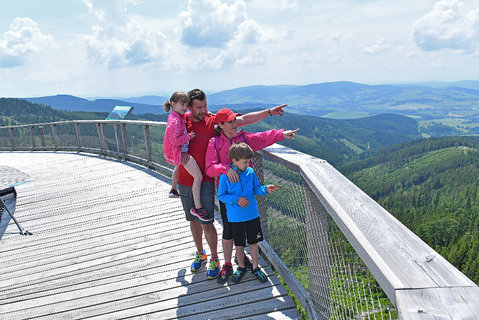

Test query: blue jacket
[217,165,268,222]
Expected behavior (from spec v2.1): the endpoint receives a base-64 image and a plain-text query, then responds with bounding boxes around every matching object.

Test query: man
[177,88,286,279]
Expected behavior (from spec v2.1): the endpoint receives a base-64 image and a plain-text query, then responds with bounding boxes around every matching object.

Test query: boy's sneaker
[251,267,268,283]
[217,264,233,283]
[207,258,220,279]
[190,207,212,222]
[191,250,207,272]
[169,188,179,198]
[232,267,246,283]
[234,254,253,270]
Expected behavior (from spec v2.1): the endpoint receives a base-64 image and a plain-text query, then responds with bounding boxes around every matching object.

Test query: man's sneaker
[234,254,253,270]
[217,264,233,283]
[169,188,179,198]
[191,250,207,272]
[232,267,246,283]
[190,206,212,222]
[207,258,220,279]
[251,267,268,283]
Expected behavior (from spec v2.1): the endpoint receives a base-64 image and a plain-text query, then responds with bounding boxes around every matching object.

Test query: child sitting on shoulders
[216,142,281,282]
[163,91,210,221]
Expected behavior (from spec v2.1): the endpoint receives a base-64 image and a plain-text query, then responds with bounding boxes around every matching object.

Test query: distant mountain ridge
[25,94,164,115]
[121,95,168,106]
[21,80,479,122]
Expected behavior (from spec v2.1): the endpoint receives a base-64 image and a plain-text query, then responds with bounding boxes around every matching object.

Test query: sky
[0,0,478,98]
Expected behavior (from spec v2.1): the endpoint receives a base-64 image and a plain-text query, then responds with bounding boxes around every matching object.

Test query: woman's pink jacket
[205,129,285,187]
[163,111,190,166]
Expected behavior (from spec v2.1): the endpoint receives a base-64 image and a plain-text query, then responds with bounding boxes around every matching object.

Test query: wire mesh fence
[255,154,397,319]
[54,122,78,149]
[10,126,31,150]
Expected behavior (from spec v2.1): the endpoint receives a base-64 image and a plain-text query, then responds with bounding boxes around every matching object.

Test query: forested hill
[0,98,106,126]
[243,111,421,165]
[339,137,479,284]
[1,99,422,166]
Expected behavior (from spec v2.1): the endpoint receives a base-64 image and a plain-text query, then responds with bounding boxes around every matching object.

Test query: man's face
[189,98,207,121]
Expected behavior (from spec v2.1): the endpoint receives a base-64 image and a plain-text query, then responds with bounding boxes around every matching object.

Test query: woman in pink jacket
[163,92,210,222]
[205,107,299,283]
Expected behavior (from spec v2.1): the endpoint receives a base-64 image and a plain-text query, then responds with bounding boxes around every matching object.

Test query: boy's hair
[163,91,189,112]
[229,142,254,160]
[187,89,206,106]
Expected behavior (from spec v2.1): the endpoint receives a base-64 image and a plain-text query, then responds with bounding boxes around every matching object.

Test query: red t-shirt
[178,114,217,187]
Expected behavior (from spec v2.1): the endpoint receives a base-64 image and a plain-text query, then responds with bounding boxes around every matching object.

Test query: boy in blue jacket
[217,142,281,283]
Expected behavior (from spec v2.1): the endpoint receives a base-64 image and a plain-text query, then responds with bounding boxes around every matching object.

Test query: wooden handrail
[260,143,479,319]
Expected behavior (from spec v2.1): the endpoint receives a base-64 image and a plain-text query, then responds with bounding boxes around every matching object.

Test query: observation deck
[0,151,299,319]
[1,119,479,319]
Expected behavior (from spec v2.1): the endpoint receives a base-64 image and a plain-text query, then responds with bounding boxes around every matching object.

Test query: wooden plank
[396,287,479,319]
[0,210,187,255]
[82,280,291,320]
[178,296,297,320]
[0,221,190,267]
[1,264,275,318]
[237,309,302,320]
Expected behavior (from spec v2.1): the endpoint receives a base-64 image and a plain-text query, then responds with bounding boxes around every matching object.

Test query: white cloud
[178,0,276,69]
[0,17,54,68]
[277,0,313,10]
[412,0,479,53]
[179,0,248,48]
[83,0,168,68]
[364,39,388,55]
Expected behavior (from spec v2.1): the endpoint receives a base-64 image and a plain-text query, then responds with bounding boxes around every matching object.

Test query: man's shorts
[231,217,263,247]
[219,201,234,240]
[178,182,215,225]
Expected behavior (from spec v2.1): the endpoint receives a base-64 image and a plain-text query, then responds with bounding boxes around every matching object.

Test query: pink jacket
[205,129,285,187]
[163,111,191,166]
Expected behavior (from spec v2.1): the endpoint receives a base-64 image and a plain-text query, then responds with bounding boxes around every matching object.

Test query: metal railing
[1,120,478,320]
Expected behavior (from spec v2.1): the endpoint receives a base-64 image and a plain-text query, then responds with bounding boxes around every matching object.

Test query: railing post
[50,124,58,150]
[252,152,269,238]
[114,123,121,155]
[96,123,107,154]
[120,123,128,156]
[38,126,46,150]
[142,125,153,166]
[74,122,82,151]
[8,127,15,151]
[29,126,36,151]
[303,178,331,320]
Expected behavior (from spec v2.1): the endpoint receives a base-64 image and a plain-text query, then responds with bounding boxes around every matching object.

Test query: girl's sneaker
[190,207,212,222]
[217,264,233,283]
[251,267,268,282]
[169,188,180,198]
[232,267,246,283]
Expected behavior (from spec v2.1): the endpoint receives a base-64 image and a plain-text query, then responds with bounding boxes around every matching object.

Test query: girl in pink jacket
[163,92,210,222]
[205,107,299,282]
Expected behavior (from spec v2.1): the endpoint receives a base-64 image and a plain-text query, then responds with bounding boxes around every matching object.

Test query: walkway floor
[0,152,300,319]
